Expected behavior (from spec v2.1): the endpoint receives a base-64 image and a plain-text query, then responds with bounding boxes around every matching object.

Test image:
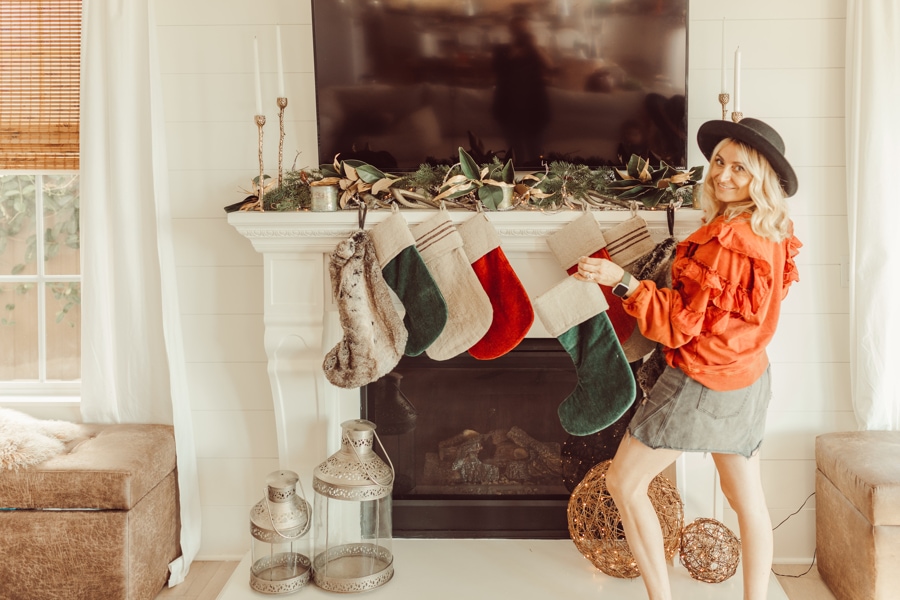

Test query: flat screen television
[311,0,688,172]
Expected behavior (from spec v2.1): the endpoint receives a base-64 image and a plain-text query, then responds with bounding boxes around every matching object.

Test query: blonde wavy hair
[699,138,791,242]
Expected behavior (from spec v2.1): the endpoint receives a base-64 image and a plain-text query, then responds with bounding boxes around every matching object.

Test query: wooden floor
[158,561,835,600]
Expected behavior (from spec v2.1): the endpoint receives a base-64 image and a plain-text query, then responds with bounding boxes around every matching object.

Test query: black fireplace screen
[361,338,638,539]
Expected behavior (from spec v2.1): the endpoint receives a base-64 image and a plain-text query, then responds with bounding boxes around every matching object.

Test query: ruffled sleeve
[668,218,775,335]
[781,232,802,297]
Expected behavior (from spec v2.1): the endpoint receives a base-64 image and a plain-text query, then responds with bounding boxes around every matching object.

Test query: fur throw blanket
[0,408,84,470]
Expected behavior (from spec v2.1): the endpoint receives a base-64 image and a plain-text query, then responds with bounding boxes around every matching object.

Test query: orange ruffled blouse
[623,215,802,391]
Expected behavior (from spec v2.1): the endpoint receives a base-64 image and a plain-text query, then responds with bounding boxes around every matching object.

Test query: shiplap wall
[153,0,850,561]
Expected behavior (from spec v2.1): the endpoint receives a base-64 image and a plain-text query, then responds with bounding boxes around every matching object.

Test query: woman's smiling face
[709,141,752,204]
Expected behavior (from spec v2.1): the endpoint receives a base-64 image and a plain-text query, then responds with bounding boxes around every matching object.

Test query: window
[1,1,81,395]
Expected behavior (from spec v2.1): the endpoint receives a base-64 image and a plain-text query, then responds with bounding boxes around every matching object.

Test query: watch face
[612,283,629,298]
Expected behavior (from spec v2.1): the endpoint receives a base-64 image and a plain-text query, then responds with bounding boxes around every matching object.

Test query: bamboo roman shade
[0,0,81,170]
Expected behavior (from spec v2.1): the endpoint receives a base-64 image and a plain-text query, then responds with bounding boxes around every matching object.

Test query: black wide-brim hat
[697,118,798,197]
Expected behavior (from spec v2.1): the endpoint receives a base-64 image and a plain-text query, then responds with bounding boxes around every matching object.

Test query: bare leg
[712,452,773,600]
[606,433,682,600]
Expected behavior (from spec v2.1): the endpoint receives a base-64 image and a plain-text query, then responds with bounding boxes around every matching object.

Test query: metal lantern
[250,470,312,594]
[312,419,395,593]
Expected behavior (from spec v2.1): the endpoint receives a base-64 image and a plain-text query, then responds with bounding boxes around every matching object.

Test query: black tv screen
[311,0,688,171]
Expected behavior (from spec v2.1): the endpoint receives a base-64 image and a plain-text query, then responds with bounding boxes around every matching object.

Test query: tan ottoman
[816,431,900,600]
[0,423,180,600]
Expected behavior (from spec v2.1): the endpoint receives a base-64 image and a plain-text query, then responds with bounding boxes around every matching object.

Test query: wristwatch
[612,271,633,298]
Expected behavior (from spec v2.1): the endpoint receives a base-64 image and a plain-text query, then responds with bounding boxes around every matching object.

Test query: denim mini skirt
[627,364,772,458]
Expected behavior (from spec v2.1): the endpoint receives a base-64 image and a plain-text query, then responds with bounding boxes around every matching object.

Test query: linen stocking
[601,215,660,362]
[370,209,448,356]
[457,212,534,360]
[533,276,636,436]
[546,211,635,344]
[410,209,493,361]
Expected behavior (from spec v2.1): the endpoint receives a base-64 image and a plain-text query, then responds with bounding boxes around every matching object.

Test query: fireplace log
[494,441,529,462]
[424,452,461,484]
[507,426,563,474]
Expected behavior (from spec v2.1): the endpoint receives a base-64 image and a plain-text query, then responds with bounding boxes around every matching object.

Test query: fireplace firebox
[362,339,638,539]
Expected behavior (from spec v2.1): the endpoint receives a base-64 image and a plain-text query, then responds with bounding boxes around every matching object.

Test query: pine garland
[230,151,702,213]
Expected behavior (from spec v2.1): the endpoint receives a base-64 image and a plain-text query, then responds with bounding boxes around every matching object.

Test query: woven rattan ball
[567,459,683,578]
[679,517,741,583]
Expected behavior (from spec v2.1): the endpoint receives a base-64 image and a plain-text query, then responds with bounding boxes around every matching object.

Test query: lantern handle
[261,486,311,540]
[344,428,395,489]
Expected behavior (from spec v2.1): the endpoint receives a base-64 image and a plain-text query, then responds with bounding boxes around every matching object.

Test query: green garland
[236,148,703,213]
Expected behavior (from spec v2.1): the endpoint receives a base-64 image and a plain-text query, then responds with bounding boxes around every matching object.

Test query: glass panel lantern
[312,419,394,593]
[249,470,312,594]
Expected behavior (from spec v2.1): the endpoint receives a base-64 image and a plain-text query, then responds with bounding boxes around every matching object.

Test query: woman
[576,118,801,600]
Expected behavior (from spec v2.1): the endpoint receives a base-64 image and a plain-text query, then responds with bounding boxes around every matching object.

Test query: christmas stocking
[370,209,448,356]
[410,209,493,361]
[533,276,636,436]
[601,215,660,362]
[457,212,534,360]
[323,230,408,389]
[546,211,635,345]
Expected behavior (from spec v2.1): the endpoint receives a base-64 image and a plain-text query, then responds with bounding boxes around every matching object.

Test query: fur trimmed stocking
[457,212,534,360]
[533,276,636,436]
[410,209,493,361]
[323,230,408,389]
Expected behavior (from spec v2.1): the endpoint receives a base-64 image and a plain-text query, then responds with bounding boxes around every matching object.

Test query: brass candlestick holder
[718,93,730,120]
[255,114,266,208]
[731,111,743,122]
[277,97,288,188]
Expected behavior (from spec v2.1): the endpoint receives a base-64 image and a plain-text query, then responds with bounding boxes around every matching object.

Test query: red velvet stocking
[458,213,534,360]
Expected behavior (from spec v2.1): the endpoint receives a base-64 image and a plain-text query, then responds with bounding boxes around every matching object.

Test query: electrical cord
[770,491,817,578]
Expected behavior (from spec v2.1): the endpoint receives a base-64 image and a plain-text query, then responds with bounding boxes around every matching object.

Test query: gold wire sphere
[679,517,742,583]
[566,459,684,579]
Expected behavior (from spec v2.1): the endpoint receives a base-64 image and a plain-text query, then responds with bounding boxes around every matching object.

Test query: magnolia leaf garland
[247,148,702,212]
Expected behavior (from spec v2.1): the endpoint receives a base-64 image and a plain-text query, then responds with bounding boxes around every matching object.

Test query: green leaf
[641,189,668,208]
[458,147,481,180]
[626,154,644,178]
[500,159,515,184]
[478,185,504,210]
[11,263,25,275]
[319,164,340,178]
[354,164,389,184]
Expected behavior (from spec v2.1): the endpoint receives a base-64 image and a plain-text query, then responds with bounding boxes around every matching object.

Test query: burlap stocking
[533,276,636,436]
[370,209,448,356]
[546,211,636,345]
[323,230,408,389]
[410,209,493,361]
[458,212,534,360]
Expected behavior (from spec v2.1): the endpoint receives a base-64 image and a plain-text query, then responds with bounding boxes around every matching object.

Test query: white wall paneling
[149,0,850,560]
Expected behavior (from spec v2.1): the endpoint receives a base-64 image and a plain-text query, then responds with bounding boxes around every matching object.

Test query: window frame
[0,170,81,399]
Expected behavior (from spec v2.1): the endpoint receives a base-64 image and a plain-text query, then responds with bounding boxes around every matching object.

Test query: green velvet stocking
[382,245,447,356]
[533,276,636,436]
[370,210,448,357]
[556,310,636,436]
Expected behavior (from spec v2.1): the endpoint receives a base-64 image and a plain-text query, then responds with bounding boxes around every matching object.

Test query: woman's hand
[574,256,625,287]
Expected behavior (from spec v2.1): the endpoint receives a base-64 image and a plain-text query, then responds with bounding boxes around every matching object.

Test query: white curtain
[80,0,201,586]
[845,0,900,430]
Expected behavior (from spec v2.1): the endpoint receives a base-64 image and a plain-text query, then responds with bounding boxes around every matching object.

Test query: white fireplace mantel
[226,208,717,521]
